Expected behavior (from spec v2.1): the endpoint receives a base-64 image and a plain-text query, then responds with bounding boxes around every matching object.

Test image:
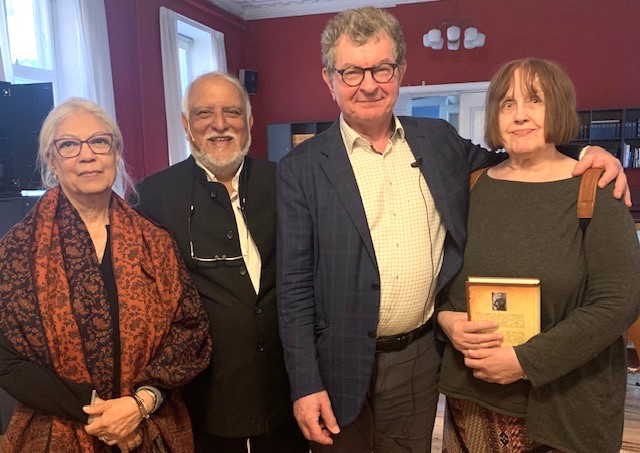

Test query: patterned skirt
[442,397,564,453]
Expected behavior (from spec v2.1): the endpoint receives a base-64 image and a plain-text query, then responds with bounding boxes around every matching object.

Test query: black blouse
[0,226,118,423]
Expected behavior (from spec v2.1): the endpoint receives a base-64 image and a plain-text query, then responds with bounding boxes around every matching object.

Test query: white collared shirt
[194,158,262,294]
[340,114,446,336]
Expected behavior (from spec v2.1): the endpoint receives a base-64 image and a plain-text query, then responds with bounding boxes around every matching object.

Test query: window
[159,7,227,165]
[0,0,116,116]
[5,0,57,87]
[176,17,223,87]
[177,34,194,97]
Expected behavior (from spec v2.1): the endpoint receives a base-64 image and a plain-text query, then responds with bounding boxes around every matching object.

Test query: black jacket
[136,156,292,437]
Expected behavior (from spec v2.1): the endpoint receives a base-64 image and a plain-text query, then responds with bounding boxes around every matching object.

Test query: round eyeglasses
[52,133,115,159]
[334,63,399,87]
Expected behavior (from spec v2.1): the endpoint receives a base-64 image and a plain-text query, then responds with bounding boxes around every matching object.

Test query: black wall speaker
[239,69,258,95]
[0,82,54,196]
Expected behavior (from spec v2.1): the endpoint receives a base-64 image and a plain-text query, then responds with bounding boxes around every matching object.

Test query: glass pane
[6,0,52,70]
[12,76,39,84]
[178,48,190,97]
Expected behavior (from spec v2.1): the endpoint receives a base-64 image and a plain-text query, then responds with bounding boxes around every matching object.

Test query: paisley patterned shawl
[0,187,212,452]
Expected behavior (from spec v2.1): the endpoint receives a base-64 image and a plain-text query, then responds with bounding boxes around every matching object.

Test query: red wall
[104,0,248,180]
[104,0,640,175]
[246,0,640,158]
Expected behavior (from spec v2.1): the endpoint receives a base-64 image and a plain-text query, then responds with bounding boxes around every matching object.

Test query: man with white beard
[135,72,307,453]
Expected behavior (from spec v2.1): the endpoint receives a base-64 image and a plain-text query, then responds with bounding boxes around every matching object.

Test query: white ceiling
[206,0,438,21]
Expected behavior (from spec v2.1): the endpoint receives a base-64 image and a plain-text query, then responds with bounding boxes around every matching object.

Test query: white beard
[190,134,251,181]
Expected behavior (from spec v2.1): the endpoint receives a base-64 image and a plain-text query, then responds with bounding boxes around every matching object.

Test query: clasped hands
[83,395,144,452]
[438,311,525,385]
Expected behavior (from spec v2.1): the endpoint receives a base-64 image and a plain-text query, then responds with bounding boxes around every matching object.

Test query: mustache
[203,132,236,140]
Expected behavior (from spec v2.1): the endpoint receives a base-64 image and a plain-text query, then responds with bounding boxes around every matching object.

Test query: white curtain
[52,0,119,192]
[211,29,227,73]
[53,0,116,117]
[160,7,227,165]
[76,0,116,117]
[0,0,14,82]
[159,7,186,166]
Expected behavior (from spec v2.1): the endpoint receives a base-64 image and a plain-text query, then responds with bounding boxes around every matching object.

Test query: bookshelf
[572,108,640,222]
[267,121,333,162]
[573,108,640,169]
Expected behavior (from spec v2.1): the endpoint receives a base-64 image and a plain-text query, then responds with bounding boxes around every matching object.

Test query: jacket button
[257,344,265,352]
[226,231,234,239]
[239,267,247,275]
[255,306,262,314]
[368,331,377,338]
[210,192,217,198]
[371,283,380,291]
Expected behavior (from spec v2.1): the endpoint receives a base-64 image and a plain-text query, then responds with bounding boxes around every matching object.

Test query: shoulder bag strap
[469,167,489,191]
[577,167,604,231]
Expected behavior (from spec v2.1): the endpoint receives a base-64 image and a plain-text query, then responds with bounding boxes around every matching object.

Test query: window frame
[6,0,58,89]
[177,32,194,97]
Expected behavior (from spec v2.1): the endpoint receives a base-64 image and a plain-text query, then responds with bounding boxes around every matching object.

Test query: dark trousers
[311,330,442,453]
[193,418,308,453]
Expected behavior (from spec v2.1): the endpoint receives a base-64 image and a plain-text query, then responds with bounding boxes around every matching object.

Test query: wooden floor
[431,372,640,452]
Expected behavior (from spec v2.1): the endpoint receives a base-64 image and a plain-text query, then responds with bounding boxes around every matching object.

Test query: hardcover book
[466,276,541,347]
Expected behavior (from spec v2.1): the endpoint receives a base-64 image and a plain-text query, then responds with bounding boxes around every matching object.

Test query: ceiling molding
[206,0,438,21]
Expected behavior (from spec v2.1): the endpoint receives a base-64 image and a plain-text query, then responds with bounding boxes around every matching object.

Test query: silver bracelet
[140,388,158,413]
[137,385,163,413]
[131,393,150,419]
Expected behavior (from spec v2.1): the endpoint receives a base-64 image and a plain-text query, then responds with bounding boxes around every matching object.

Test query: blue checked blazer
[276,117,503,426]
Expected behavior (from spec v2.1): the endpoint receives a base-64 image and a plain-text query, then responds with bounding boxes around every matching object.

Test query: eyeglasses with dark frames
[334,63,399,87]
[52,133,115,159]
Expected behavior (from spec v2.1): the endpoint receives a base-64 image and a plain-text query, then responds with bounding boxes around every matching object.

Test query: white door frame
[395,81,490,147]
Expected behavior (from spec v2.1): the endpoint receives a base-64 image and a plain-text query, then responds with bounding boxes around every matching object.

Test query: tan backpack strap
[577,168,604,219]
[469,168,489,191]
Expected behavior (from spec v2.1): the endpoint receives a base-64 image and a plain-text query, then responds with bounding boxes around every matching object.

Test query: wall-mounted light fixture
[423,25,485,50]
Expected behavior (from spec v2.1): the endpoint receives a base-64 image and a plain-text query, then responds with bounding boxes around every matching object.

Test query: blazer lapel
[318,123,377,266]
[402,118,457,242]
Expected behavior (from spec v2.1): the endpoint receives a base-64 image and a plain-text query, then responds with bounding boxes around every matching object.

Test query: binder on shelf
[578,123,589,140]
[626,146,640,168]
[623,121,640,138]
[590,119,620,139]
[623,143,631,168]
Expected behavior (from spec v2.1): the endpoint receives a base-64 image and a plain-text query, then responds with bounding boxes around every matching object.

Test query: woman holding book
[437,58,640,453]
[0,98,212,452]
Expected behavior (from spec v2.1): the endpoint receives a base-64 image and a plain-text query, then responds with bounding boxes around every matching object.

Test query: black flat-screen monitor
[0,82,54,196]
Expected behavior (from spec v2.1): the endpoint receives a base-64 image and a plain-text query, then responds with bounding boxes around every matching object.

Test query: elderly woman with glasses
[0,98,212,452]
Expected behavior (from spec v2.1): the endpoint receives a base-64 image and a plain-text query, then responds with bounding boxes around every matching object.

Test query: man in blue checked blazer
[276,7,627,453]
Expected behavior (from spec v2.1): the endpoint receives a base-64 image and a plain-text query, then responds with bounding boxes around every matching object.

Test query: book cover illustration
[466,276,541,347]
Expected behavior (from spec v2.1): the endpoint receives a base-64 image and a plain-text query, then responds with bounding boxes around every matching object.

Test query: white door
[458,91,488,149]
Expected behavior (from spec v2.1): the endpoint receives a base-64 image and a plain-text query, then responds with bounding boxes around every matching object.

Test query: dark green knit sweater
[439,172,640,453]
